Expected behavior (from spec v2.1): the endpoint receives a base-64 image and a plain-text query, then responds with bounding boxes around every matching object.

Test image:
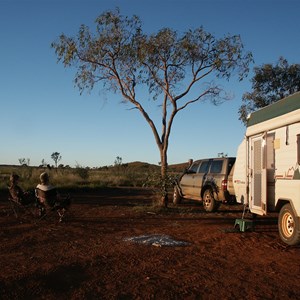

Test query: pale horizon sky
[1,0,299,168]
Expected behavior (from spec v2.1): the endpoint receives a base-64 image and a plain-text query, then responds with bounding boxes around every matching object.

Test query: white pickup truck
[173,157,236,212]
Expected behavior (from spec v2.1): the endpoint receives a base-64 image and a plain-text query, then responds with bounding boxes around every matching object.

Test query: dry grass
[0,163,183,192]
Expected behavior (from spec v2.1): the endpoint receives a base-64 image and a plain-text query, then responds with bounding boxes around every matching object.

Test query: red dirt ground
[0,187,299,299]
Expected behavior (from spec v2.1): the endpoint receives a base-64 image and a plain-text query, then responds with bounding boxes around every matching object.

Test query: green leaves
[239,57,300,125]
[51,8,252,105]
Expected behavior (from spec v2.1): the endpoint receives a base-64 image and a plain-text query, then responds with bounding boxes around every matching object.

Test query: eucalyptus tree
[51,8,253,206]
[51,152,62,168]
[239,57,300,124]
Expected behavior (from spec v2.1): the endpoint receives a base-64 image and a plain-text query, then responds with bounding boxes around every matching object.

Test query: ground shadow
[0,263,89,299]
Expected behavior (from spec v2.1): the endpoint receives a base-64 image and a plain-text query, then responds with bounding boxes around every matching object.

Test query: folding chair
[35,188,71,222]
[8,187,43,219]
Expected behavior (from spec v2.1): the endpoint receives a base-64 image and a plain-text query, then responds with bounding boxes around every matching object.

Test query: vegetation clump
[0,162,183,192]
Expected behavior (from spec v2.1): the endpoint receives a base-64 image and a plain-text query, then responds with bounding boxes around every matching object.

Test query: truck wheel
[203,189,218,212]
[278,203,300,246]
[173,186,182,205]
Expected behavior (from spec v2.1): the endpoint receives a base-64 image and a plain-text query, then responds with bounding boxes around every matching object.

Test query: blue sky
[1,0,299,168]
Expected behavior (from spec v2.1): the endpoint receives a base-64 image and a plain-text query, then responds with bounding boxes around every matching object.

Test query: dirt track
[0,187,299,299]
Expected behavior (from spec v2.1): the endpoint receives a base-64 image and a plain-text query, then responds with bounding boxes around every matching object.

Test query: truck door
[249,134,267,215]
[192,160,211,197]
[180,161,201,196]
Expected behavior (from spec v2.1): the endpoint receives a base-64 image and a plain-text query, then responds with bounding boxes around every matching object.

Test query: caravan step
[234,218,255,232]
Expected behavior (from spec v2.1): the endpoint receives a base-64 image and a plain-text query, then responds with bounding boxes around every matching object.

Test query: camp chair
[35,188,71,222]
[8,187,43,219]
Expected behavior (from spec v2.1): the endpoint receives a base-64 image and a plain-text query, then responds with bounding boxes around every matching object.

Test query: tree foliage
[51,8,253,205]
[114,156,123,166]
[239,57,300,124]
[18,158,30,166]
[51,152,62,168]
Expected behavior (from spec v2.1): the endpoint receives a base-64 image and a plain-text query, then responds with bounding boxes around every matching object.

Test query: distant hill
[168,162,188,172]
[126,161,158,168]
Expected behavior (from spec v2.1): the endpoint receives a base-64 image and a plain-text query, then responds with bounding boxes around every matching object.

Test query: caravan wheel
[278,204,300,246]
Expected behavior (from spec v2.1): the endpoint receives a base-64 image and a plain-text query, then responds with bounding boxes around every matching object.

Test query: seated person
[36,172,55,192]
[35,172,70,208]
[35,172,58,207]
[8,173,32,205]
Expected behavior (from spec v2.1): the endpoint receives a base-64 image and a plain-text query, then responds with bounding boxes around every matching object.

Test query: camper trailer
[233,92,300,245]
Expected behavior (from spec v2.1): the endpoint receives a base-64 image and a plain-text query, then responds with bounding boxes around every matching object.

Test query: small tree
[41,159,47,168]
[52,8,253,206]
[18,158,26,166]
[114,156,125,175]
[51,152,62,168]
[114,156,123,166]
[239,57,300,124]
[18,158,30,166]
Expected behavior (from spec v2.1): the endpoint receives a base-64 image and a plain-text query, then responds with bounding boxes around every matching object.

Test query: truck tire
[173,186,182,205]
[278,203,300,246]
[203,188,219,212]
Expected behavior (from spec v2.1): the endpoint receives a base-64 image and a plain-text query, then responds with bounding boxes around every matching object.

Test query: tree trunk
[160,150,168,207]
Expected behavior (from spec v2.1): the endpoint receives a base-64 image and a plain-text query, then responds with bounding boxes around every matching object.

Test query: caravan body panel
[233,139,247,205]
[234,92,300,216]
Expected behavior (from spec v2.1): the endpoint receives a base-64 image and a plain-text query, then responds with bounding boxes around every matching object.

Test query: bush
[75,167,89,180]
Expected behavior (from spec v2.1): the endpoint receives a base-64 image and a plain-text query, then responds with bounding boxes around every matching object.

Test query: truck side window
[210,160,223,173]
[189,162,200,173]
[297,134,300,165]
[199,161,209,173]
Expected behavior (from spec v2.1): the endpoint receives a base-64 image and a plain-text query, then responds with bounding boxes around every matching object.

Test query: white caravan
[233,92,300,245]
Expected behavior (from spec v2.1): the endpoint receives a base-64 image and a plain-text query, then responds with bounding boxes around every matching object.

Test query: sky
[1,0,299,168]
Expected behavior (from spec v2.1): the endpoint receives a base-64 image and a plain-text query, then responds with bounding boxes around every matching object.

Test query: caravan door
[249,134,267,215]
